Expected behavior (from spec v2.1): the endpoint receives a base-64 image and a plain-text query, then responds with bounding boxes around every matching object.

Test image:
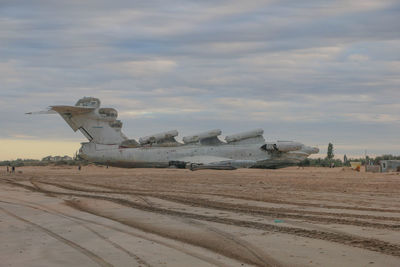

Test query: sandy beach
[1,166,400,266]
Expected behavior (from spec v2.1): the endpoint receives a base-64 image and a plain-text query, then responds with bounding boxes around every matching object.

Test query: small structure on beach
[350,162,361,171]
[365,165,381,173]
[380,160,400,172]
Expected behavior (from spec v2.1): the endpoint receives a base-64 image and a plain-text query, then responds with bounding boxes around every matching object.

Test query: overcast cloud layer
[1,0,399,158]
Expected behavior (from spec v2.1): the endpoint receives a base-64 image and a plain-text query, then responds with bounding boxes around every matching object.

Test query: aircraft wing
[177,155,257,170]
[178,155,232,165]
[50,105,95,115]
[26,109,57,115]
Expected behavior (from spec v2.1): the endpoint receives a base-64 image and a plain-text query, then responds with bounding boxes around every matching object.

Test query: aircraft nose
[311,147,319,154]
[302,146,319,154]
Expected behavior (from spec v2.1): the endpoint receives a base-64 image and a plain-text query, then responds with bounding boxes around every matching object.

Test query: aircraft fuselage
[79,142,309,169]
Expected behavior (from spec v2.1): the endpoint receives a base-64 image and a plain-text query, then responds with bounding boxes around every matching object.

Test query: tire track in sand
[66,197,281,267]
[42,180,400,215]
[6,180,400,259]
[142,194,400,229]
[0,199,151,267]
[64,194,400,258]
[0,197,247,267]
[0,205,112,267]
[26,180,281,266]
[34,180,400,230]
[70,180,400,213]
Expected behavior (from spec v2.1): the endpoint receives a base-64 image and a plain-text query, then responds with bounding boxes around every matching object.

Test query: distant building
[380,160,400,173]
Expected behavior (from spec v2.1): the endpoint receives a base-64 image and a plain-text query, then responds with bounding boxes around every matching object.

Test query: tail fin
[28,97,127,145]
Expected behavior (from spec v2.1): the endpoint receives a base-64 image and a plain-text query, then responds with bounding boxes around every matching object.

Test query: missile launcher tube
[225,128,264,143]
[139,130,179,145]
[183,129,222,144]
[263,141,303,152]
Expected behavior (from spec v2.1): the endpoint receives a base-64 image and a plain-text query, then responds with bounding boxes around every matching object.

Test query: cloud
[106,59,178,77]
[0,0,399,158]
[348,54,369,62]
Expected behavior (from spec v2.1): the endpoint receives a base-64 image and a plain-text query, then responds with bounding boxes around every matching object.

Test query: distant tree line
[298,142,400,167]
[0,159,44,167]
[0,154,88,167]
[299,154,400,167]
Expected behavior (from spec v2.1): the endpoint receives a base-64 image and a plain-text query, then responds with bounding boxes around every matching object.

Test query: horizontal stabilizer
[27,97,128,145]
[50,105,95,115]
[27,105,95,116]
[26,109,57,115]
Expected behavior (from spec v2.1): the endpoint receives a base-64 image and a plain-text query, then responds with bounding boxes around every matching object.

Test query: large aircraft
[28,97,319,170]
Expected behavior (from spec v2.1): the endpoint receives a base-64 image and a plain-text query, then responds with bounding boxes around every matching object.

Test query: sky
[0,0,399,160]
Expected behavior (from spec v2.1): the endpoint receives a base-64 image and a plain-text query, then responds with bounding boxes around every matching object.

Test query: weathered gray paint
[29,97,319,169]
